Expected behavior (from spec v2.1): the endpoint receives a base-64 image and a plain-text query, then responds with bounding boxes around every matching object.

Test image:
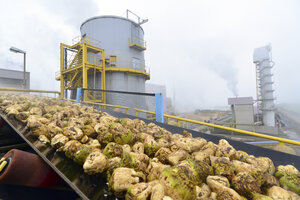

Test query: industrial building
[0,68,30,89]
[57,15,150,115]
[145,83,173,113]
[228,97,254,131]
[225,44,278,135]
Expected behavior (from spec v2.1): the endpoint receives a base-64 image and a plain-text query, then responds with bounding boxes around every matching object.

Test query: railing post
[177,120,181,127]
[155,93,164,123]
[76,88,82,103]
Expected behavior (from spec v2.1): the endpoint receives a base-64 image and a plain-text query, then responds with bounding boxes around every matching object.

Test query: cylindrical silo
[80,16,148,114]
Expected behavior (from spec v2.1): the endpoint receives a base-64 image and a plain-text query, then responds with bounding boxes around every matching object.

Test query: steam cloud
[207,53,239,96]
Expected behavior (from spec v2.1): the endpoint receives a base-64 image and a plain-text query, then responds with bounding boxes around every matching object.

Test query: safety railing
[105,60,147,70]
[72,36,101,48]
[133,108,300,146]
[128,36,146,49]
[0,87,60,94]
[0,87,60,98]
[214,122,257,132]
[87,54,102,66]
[63,98,76,102]
[84,101,130,114]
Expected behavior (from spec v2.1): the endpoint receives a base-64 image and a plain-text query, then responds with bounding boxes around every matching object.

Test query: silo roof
[80,15,144,33]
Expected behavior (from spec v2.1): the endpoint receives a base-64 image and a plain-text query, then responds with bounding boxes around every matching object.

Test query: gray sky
[0,0,299,112]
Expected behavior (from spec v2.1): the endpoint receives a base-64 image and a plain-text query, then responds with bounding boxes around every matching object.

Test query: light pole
[9,47,26,89]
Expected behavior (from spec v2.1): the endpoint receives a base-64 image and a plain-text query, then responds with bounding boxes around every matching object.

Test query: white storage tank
[80,15,149,113]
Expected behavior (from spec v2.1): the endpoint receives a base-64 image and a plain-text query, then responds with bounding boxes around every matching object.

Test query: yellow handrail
[0,87,60,94]
[133,108,300,146]
[85,101,129,114]
[63,98,76,102]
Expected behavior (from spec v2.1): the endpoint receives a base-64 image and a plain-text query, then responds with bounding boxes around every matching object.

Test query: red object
[0,118,4,127]
[0,149,61,188]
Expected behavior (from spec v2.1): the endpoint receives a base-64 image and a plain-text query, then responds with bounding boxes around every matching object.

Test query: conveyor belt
[0,109,299,200]
[105,110,300,168]
[0,112,115,200]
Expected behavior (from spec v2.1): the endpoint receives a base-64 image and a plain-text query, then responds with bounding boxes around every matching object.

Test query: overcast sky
[0,0,299,112]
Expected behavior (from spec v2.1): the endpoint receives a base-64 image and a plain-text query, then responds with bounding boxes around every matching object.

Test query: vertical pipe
[101,49,106,104]
[23,53,26,89]
[60,44,64,99]
[82,44,87,102]
[155,93,164,123]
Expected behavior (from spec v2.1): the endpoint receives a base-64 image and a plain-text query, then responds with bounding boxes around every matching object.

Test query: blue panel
[76,88,82,103]
[155,93,164,123]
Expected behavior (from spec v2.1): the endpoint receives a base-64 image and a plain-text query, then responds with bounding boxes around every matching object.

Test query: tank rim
[80,15,145,33]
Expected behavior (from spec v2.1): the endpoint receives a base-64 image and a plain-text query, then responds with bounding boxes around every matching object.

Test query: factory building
[228,97,254,131]
[145,83,173,113]
[58,15,150,115]
[228,96,278,135]
[0,68,30,89]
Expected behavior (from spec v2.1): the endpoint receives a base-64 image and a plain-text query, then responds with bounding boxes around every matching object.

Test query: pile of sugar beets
[0,94,299,200]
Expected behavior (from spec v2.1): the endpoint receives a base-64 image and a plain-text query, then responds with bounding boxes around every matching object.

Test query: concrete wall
[0,68,30,89]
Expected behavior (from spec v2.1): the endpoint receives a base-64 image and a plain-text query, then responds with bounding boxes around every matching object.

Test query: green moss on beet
[212,159,235,180]
[160,166,196,200]
[250,169,266,187]
[97,131,114,145]
[144,143,160,157]
[121,152,135,169]
[103,142,123,158]
[251,193,273,200]
[279,173,300,195]
[73,146,91,165]
[114,129,133,145]
[180,159,213,185]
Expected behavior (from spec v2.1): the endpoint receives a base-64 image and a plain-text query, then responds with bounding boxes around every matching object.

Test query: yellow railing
[133,108,300,146]
[85,101,130,114]
[72,36,101,48]
[128,36,146,49]
[63,98,76,102]
[0,87,60,94]
[106,60,147,71]
[213,122,257,132]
